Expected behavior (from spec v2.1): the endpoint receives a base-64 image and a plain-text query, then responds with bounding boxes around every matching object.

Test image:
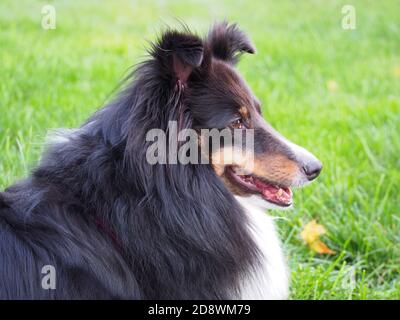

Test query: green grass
[1,0,399,299]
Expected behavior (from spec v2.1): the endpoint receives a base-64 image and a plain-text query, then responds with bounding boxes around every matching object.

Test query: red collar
[94,217,123,251]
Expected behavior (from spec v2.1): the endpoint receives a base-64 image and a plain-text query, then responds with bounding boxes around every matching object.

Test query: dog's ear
[207,22,255,64]
[152,30,204,86]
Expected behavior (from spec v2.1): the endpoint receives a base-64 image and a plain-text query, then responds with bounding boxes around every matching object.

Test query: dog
[0,22,322,299]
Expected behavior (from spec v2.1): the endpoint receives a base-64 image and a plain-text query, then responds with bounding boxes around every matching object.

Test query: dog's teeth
[277,188,283,197]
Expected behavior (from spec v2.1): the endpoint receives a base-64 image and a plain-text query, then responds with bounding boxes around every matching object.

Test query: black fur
[0,23,259,299]
[207,21,255,64]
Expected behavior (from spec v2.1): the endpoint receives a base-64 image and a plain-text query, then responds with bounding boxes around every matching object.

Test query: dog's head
[149,22,322,209]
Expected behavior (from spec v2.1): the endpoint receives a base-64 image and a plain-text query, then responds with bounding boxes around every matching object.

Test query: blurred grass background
[0,0,399,299]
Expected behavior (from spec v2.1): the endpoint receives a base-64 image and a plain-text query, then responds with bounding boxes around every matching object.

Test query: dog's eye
[231,118,245,129]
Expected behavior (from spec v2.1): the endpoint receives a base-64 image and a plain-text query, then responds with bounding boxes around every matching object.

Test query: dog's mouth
[226,166,293,207]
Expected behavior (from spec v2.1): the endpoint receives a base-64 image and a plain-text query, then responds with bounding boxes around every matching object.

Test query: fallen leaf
[392,66,400,78]
[309,239,336,255]
[300,219,336,255]
[327,80,339,93]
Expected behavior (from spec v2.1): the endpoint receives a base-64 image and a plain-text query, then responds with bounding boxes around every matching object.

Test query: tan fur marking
[211,151,300,196]
[238,106,250,120]
[252,154,299,186]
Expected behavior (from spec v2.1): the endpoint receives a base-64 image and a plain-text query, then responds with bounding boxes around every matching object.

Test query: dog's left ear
[152,30,204,87]
[207,22,255,64]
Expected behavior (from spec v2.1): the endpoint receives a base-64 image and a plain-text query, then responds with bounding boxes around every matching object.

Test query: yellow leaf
[392,66,400,78]
[310,240,336,255]
[301,220,336,255]
[327,80,339,93]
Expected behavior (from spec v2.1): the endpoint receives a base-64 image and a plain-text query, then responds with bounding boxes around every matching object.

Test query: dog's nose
[302,160,322,181]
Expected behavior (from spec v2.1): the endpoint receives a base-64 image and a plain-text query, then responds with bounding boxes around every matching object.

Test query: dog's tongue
[253,177,292,206]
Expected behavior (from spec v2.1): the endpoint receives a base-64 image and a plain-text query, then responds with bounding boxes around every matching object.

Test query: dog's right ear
[151,30,204,88]
[207,22,255,65]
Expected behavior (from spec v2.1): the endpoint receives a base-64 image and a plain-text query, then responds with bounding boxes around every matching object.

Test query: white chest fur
[234,196,289,300]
